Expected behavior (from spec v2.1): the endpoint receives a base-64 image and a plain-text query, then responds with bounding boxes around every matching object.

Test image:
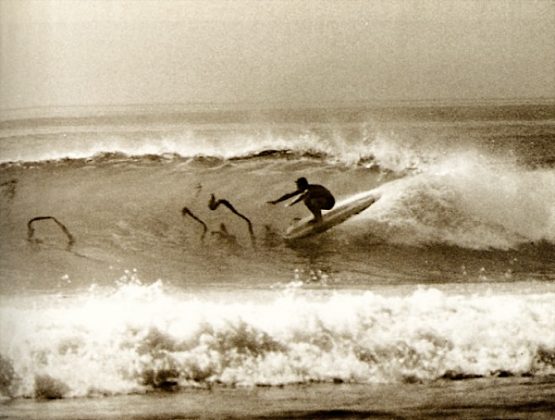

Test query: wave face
[1,280,554,398]
[1,104,555,399]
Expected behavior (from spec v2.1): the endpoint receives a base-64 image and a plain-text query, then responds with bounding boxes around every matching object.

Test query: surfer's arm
[267,189,302,205]
[288,191,306,207]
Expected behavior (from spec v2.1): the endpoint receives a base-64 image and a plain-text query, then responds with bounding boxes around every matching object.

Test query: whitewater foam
[1,279,554,398]
[353,152,555,249]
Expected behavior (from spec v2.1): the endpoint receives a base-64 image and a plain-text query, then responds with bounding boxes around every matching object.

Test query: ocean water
[1,103,554,418]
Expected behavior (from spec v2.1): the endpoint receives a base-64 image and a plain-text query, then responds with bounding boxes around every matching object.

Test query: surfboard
[283,191,379,241]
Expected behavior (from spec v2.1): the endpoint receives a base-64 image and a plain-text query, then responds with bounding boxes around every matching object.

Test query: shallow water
[2,378,555,419]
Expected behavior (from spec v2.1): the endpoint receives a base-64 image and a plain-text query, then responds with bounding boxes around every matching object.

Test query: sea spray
[355,152,555,249]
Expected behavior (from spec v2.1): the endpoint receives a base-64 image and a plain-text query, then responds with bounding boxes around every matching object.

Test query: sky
[1,0,554,110]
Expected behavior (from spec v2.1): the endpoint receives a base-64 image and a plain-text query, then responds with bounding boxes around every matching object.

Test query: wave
[0,125,380,167]
[1,278,554,399]
[2,115,554,169]
[0,149,342,172]
[352,151,555,250]
[2,150,554,256]
[2,121,554,259]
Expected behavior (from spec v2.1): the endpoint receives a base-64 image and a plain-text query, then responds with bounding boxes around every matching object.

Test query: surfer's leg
[309,210,322,224]
[305,197,324,223]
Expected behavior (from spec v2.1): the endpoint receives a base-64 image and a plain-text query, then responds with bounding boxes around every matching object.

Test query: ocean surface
[1,102,554,418]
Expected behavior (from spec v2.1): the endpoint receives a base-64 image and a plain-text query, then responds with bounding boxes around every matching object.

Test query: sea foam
[1,279,554,398]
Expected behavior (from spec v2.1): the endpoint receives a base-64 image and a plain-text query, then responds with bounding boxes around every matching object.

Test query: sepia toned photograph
[1,0,554,418]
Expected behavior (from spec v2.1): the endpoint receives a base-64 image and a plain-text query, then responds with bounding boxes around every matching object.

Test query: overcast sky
[1,0,554,110]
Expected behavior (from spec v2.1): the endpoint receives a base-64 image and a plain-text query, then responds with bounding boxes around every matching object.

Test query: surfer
[267,177,335,223]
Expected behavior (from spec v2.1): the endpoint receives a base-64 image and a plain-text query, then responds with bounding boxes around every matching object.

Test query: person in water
[267,177,335,223]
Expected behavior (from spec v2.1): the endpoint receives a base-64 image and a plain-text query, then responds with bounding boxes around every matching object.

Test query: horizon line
[2,97,555,121]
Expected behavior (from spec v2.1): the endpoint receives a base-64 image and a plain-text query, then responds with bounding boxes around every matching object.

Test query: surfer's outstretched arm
[288,191,307,207]
[267,189,302,205]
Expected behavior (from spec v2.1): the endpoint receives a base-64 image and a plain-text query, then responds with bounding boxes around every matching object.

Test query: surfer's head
[296,177,309,190]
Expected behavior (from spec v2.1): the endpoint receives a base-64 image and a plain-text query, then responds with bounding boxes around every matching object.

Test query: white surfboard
[283,191,379,241]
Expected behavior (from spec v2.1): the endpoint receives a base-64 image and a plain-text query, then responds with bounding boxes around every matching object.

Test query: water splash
[356,152,555,249]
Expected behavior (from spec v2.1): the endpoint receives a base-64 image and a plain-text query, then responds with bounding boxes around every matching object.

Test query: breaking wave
[1,278,554,399]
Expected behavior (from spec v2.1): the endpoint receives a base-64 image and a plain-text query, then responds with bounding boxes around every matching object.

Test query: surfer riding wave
[268,177,335,224]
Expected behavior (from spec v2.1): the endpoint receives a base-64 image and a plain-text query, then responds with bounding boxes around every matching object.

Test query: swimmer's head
[296,177,309,190]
